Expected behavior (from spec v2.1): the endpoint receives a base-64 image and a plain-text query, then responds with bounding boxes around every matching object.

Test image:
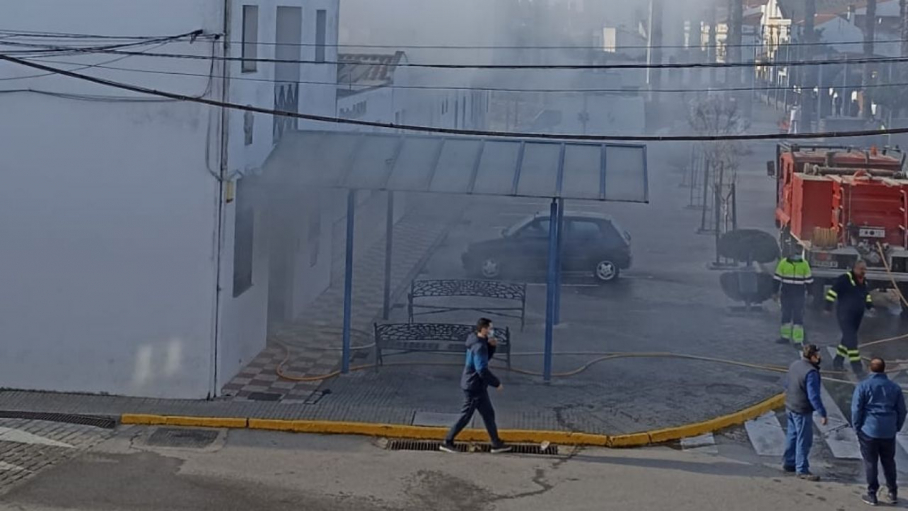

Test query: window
[241,5,259,73]
[308,204,320,267]
[315,9,327,63]
[233,178,255,297]
[569,220,602,240]
[517,219,550,239]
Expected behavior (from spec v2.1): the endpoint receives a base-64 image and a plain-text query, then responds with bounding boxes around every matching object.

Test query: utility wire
[0,40,179,82]
[2,27,906,51]
[9,44,908,70]
[20,57,908,95]
[2,53,907,143]
[0,32,206,60]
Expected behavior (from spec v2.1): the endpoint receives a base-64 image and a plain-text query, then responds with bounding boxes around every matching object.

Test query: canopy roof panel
[263,130,648,203]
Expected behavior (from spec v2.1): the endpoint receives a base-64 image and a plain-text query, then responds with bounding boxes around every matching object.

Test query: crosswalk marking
[0,427,73,448]
[815,386,862,459]
[745,412,787,456]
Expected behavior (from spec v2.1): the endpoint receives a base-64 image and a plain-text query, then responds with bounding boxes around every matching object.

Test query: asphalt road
[0,426,872,511]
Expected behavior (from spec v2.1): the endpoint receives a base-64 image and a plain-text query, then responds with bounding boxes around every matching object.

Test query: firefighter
[774,247,813,346]
[826,260,874,375]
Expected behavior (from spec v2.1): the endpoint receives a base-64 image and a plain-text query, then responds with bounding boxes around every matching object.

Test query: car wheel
[594,260,619,283]
[480,258,502,279]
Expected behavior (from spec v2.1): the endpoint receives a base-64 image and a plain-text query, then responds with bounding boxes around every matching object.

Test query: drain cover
[0,411,116,429]
[247,392,283,402]
[387,440,559,456]
[146,428,219,449]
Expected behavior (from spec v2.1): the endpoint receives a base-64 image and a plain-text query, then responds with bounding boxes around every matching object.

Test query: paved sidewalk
[221,194,465,400]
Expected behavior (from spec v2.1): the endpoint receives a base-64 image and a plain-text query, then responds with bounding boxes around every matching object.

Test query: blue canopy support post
[554,197,565,325]
[382,191,394,320]
[342,189,356,374]
[544,198,559,383]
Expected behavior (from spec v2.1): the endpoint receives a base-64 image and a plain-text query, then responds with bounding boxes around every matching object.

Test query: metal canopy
[264,130,649,202]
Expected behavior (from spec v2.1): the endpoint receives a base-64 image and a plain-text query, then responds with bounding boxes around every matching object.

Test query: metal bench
[407,279,527,330]
[373,323,512,369]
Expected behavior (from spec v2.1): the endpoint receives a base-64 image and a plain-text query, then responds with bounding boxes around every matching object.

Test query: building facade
[0,0,340,399]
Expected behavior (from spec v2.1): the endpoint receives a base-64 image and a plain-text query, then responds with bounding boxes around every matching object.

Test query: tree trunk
[863,0,877,119]
[802,0,817,129]
[900,0,908,117]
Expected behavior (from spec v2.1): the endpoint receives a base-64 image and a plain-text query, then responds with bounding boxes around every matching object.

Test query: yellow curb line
[121,392,785,448]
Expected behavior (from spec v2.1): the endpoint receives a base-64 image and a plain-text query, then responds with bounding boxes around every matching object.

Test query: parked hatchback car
[462,212,632,283]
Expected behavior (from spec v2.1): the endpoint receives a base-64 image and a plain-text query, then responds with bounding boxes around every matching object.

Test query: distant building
[336,51,409,131]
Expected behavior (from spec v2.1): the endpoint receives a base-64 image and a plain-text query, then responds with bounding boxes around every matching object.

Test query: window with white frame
[315,10,327,63]
[241,5,259,73]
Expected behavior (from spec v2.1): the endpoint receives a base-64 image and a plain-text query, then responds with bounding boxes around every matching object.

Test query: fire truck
[770,143,908,311]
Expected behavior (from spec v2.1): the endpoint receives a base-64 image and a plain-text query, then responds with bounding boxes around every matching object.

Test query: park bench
[407,279,527,331]
[373,322,512,370]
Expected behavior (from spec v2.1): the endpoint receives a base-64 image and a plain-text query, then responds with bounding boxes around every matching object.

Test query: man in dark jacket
[826,260,873,375]
[783,344,828,481]
[852,358,907,506]
[440,318,511,454]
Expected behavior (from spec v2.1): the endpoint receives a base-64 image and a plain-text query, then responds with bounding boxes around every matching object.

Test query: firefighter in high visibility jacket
[825,260,873,375]
[773,250,813,346]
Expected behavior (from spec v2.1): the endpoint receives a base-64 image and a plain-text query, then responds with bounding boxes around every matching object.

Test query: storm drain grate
[0,411,117,429]
[387,440,559,456]
[247,392,284,402]
[146,427,219,449]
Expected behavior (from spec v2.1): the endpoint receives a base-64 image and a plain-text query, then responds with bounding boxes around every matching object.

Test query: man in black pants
[826,260,873,376]
[440,318,511,454]
[852,357,907,506]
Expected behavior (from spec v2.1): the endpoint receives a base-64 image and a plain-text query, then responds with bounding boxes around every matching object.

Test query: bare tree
[863,0,878,119]
[801,0,817,128]
[688,95,748,233]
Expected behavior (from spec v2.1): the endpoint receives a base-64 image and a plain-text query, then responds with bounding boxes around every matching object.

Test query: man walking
[826,260,874,376]
[852,358,907,506]
[783,344,828,481]
[440,318,511,454]
[773,246,813,346]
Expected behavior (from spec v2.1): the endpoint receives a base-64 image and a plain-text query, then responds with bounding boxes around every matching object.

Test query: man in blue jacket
[440,318,512,454]
[783,344,828,481]
[852,357,907,506]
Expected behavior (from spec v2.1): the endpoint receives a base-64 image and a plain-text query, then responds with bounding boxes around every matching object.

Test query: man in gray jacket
[783,344,828,481]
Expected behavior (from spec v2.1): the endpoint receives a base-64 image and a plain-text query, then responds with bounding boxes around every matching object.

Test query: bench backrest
[410,280,526,302]
[374,323,510,353]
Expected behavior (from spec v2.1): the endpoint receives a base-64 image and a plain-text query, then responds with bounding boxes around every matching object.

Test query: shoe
[833,357,845,372]
[439,442,457,453]
[862,493,879,506]
[782,465,796,473]
[777,337,791,344]
[797,473,820,482]
[490,444,512,454]
[881,492,897,505]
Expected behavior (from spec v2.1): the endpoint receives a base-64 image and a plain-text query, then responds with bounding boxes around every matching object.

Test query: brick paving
[0,418,114,496]
[221,194,466,401]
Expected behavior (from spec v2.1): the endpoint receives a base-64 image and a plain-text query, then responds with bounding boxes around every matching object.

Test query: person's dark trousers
[859,432,898,497]
[445,388,501,446]
[835,312,864,372]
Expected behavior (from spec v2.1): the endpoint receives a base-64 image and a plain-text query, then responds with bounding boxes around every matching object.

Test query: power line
[9,44,908,70]
[19,56,908,95]
[0,32,206,60]
[2,27,906,51]
[1,52,906,143]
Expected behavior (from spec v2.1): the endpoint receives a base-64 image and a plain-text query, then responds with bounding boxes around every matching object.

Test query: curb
[121,392,785,448]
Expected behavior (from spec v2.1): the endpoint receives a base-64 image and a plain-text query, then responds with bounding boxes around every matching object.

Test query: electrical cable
[18,56,908,96]
[0,33,205,60]
[6,43,908,70]
[6,53,908,142]
[2,27,907,51]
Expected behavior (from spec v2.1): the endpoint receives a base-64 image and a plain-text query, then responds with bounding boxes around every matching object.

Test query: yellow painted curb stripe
[121,392,785,448]
[121,414,248,429]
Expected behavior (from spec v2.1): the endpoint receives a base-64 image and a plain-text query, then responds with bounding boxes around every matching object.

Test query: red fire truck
[770,143,908,311]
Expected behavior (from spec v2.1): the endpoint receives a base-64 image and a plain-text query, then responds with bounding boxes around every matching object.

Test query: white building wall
[0,0,226,399]
[0,0,341,398]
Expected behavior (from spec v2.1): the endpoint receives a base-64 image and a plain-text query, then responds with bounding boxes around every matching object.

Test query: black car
[462,212,632,283]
